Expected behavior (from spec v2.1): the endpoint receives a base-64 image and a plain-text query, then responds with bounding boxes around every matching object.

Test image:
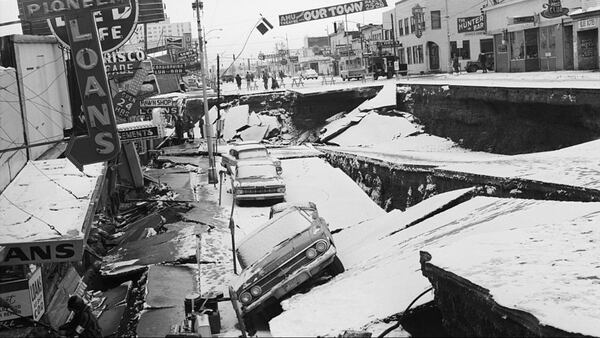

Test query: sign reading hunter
[21,0,126,169]
[457,14,486,33]
[279,0,387,26]
[45,0,139,52]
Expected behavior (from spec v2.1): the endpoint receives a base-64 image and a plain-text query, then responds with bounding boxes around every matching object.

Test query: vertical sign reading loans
[21,0,127,169]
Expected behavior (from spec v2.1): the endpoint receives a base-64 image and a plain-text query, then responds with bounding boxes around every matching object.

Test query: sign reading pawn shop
[20,0,129,170]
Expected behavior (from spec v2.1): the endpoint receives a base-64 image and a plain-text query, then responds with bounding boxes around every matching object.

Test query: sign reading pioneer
[457,14,486,33]
[21,0,126,169]
[279,0,387,26]
[44,0,139,52]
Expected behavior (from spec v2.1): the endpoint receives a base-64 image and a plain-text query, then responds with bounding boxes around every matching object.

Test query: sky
[0,0,392,67]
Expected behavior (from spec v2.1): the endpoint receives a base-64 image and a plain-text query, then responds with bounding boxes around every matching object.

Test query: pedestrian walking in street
[174,115,185,145]
[279,70,285,83]
[58,295,101,338]
[452,54,460,75]
[271,72,280,90]
[262,71,269,90]
[478,52,488,73]
[245,72,252,91]
[235,74,242,90]
[184,115,195,141]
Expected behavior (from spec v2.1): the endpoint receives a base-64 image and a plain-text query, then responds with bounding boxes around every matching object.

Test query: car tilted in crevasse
[231,160,286,204]
[221,142,282,175]
[229,201,344,334]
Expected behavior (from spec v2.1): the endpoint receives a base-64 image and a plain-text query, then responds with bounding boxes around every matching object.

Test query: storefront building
[484,0,586,72]
[388,0,493,74]
[571,6,600,70]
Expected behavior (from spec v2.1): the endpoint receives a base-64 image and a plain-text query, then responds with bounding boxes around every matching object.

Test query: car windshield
[238,209,312,267]
[238,149,268,160]
[237,164,277,179]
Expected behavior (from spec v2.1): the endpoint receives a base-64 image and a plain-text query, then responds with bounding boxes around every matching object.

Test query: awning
[0,159,106,266]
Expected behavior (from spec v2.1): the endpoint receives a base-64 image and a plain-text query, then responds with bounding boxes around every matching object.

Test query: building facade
[388,0,494,74]
[569,2,600,70]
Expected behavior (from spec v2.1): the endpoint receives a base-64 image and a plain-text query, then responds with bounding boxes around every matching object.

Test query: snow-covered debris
[423,198,600,337]
[329,112,422,147]
[221,105,250,141]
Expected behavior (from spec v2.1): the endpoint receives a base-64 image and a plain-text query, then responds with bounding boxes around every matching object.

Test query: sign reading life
[21,0,127,169]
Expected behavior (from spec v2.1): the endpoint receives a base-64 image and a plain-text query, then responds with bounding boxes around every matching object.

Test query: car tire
[328,256,345,276]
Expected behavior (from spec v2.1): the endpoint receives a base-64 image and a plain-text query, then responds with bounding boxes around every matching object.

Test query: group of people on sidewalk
[234,70,286,91]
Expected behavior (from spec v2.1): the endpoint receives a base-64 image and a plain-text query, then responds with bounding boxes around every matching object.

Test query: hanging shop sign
[541,0,568,19]
[412,4,424,38]
[166,36,184,48]
[47,0,139,52]
[0,267,44,322]
[279,0,387,26]
[113,60,151,120]
[153,63,186,75]
[140,97,180,107]
[457,14,486,33]
[104,50,146,76]
[289,55,299,62]
[21,0,126,169]
[377,40,401,48]
[118,121,160,141]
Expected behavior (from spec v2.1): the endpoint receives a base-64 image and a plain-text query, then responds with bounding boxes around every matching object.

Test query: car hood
[235,177,284,187]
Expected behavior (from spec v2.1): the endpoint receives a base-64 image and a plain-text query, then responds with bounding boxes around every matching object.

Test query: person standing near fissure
[58,295,101,338]
[262,71,269,90]
[245,72,252,91]
[235,74,242,90]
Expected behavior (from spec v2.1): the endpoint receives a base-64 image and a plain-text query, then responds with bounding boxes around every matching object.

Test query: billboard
[279,0,387,26]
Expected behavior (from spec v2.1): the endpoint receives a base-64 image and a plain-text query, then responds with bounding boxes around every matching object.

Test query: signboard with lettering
[166,36,184,48]
[512,16,535,24]
[104,50,146,76]
[541,0,568,19]
[1,239,83,266]
[377,40,401,48]
[140,97,180,107]
[457,14,486,33]
[289,55,299,62]
[412,4,424,38]
[118,125,160,141]
[20,0,126,169]
[579,18,598,30]
[28,268,44,321]
[279,0,387,26]
[153,63,186,74]
[46,0,139,52]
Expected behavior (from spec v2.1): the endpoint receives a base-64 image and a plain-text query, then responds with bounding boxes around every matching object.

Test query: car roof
[233,144,267,152]
[236,159,275,167]
[270,201,317,216]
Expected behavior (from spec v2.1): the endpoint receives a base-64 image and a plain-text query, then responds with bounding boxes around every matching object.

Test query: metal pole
[229,197,237,274]
[196,0,217,184]
[143,23,148,54]
[390,13,398,79]
[217,54,221,140]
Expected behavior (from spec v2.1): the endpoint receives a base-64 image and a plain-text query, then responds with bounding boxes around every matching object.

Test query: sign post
[20,0,132,170]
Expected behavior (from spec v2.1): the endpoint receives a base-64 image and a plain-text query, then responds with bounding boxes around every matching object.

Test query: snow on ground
[269,188,475,337]
[423,198,600,337]
[271,194,600,337]
[0,159,105,243]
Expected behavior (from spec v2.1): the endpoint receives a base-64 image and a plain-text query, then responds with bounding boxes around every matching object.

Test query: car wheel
[327,256,345,276]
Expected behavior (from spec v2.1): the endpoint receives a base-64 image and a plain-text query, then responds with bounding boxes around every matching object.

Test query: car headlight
[305,248,317,260]
[235,188,245,195]
[315,241,328,253]
[250,286,262,297]
[277,187,285,193]
[240,292,252,304]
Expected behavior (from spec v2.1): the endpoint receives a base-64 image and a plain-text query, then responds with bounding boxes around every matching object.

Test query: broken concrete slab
[239,125,269,142]
[97,282,132,337]
[144,168,196,202]
[101,225,198,277]
[221,105,250,141]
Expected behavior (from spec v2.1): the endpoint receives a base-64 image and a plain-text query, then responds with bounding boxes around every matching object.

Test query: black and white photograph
[1,0,600,337]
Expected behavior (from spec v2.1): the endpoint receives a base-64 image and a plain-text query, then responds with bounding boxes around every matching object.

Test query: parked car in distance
[232,160,285,203]
[340,67,365,81]
[221,74,235,83]
[221,142,282,175]
[230,201,344,334]
[466,52,494,73]
[298,69,318,80]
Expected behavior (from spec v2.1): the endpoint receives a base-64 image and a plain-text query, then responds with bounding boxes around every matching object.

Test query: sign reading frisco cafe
[21,0,127,169]
[279,0,387,26]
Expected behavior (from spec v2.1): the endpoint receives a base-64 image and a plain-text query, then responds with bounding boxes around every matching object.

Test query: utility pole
[196,0,217,184]
[390,13,398,79]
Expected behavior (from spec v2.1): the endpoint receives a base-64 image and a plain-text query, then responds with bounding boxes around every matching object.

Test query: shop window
[407,46,413,64]
[399,48,406,63]
[398,20,404,36]
[462,40,471,59]
[410,17,416,33]
[496,34,508,53]
[417,45,424,63]
[404,18,409,35]
[510,31,525,60]
[431,10,441,29]
[450,41,458,58]
[540,26,556,50]
[525,28,539,59]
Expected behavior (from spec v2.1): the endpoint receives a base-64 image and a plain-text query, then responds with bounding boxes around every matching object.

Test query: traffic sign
[46,0,139,52]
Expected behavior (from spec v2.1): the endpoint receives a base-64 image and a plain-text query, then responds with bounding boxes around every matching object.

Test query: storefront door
[578,29,599,70]
[563,25,574,70]
[428,42,440,71]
